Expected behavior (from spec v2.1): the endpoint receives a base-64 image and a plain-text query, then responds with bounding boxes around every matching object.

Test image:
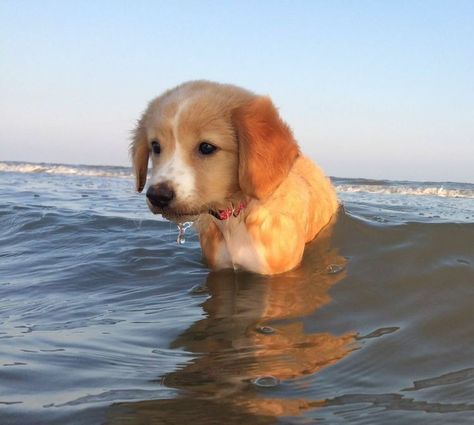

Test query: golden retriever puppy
[131,81,338,274]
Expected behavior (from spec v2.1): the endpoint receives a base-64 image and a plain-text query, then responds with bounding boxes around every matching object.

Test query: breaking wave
[0,161,132,178]
[334,183,474,199]
[1,161,472,199]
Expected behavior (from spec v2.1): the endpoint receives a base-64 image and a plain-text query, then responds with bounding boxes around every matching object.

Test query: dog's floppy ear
[130,119,149,192]
[232,96,300,199]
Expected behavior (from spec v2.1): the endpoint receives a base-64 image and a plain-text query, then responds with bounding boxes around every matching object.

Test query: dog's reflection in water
[106,230,356,424]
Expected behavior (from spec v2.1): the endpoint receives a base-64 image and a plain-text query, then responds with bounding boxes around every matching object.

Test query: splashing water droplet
[256,325,275,335]
[326,264,345,274]
[176,222,194,245]
[189,284,208,295]
[252,376,280,388]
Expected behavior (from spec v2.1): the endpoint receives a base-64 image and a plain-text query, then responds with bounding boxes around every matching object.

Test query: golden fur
[131,81,339,274]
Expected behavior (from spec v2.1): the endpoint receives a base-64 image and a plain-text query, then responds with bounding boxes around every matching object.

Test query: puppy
[131,81,338,274]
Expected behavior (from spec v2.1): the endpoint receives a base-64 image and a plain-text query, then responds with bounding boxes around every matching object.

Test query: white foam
[1,161,472,200]
[335,184,474,199]
[0,162,133,178]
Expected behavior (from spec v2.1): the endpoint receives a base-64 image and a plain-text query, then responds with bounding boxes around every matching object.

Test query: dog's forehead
[145,90,184,125]
[146,94,234,144]
[143,97,181,142]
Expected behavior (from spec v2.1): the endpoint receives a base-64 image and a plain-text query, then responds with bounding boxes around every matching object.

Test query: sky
[1,0,473,182]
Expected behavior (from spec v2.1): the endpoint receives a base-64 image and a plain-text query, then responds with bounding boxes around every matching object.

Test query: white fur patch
[214,217,268,273]
[149,143,195,201]
[149,99,195,201]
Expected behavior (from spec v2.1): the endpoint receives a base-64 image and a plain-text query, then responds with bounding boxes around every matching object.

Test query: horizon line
[1,158,473,185]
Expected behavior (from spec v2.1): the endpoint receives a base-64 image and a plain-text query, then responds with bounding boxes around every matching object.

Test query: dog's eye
[151,140,161,155]
[198,141,217,155]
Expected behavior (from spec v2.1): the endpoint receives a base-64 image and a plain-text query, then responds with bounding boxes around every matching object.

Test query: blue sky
[1,0,473,182]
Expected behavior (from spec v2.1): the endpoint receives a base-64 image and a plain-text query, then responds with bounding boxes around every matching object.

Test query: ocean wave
[0,161,132,178]
[2,161,473,199]
[335,184,474,199]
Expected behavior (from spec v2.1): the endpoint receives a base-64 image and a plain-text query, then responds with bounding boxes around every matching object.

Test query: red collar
[209,201,246,221]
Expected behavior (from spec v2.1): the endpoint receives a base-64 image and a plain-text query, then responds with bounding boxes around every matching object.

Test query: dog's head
[130,81,299,222]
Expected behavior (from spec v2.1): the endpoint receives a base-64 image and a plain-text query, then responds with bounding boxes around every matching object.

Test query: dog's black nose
[146,184,175,208]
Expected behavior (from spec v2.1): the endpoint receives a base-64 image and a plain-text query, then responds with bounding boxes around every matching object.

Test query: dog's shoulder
[260,155,338,241]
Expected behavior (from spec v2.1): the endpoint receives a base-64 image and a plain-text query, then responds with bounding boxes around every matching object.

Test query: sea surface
[1,161,473,425]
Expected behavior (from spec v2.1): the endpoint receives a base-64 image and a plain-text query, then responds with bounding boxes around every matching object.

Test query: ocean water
[0,160,473,425]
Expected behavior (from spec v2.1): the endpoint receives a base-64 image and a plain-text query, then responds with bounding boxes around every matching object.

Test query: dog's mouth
[146,198,243,223]
[146,201,202,223]
[161,210,200,223]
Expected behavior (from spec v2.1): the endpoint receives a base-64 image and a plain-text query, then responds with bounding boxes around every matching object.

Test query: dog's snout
[146,184,175,207]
